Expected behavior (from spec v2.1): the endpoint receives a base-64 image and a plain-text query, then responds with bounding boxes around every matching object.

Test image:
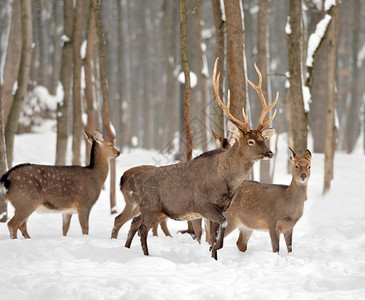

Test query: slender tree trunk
[5,0,33,168]
[286,0,308,155]
[196,4,208,152]
[0,44,8,222]
[84,2,96,164]
[180,0,193,161]
[323,1,339,194]
[224,0,246,121]
[257,0,271,183]
[55,0,73,165]
[211,0,225,136]
[71,0,84,166]
[93,0,117,214]
[2,0,21,125]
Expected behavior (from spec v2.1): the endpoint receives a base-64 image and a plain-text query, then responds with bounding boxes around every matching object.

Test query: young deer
[0,130,120,239]
[111,165,172,239]
[123,58,279,260]
[218,148,311,253]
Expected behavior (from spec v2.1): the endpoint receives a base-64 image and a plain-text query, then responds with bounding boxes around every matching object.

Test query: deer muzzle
[300,173,307,180]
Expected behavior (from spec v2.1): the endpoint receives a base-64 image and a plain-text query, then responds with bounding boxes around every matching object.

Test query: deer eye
[248,140,255,146]
[295,165,299,169]
[308,165,311,169]
[109,144,113,148]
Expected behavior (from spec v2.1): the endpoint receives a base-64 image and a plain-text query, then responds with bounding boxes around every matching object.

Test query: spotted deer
[210,148,311,254]
[123,58,279,260]
[0,130,120,239]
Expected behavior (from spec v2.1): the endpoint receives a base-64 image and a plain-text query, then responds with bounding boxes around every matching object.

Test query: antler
[213,58,250,133]
[246,63,278,132]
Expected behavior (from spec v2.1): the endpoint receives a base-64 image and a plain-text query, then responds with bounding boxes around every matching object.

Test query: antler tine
[213,58,250,132]
[246,63,279,132]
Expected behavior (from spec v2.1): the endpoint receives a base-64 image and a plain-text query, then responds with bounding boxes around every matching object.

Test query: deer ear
[227,121,241,145]
[93,130,104,144]
[83,130,94,144]
[261,128,276,140]
[304,149,312,160]
[288,147,297,161]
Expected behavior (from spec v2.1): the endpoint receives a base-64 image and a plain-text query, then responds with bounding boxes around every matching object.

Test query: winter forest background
[0,0,364,217]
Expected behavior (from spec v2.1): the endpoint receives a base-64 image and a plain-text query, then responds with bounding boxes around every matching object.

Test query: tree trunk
[84,2,97,164]
[286,0,308,155]
[257,0,271,183]
[5,0,33,168]
[196,4,208,152]
[55,0,73,165]
[180,0,193,161]
[323,1,339,194]
[0,44,8,222]
[211,0,225,137]
[2,0,21,125]
[93,0,117,214]
[71,0,84,166]
[224,0,246,122]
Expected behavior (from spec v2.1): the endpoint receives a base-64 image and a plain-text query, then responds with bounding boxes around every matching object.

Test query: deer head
[289,148,312,184]
[213,58,278,162]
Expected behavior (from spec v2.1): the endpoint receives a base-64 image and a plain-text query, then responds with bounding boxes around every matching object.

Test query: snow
[285,16,291,35]
[1,130,365,299]
[324,0,336,11]
[177,71,198,88]
[306,14,332,67]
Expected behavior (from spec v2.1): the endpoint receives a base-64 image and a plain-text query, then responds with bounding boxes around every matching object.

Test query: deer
[111,130,229,241]
[0,130,120,239]
[123,58,279,260]
[209,147,311,254]
[111,165,172,239]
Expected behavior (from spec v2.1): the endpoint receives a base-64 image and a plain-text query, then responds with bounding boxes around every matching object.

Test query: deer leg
[236,228,253,252]
[8,208,34,239]
[204,219,211,244]
[191,219,202,243]
[111,203,139,239]
[138,211,159,256]
[62,213,73,236]
[159,218,172,237]
[269,226,280,253]
[139,223,150,255]
[152,223,159,237]
[19,221,31,239]
[78,207,91,235]
[125,215,142,248]
[284,229,293,253]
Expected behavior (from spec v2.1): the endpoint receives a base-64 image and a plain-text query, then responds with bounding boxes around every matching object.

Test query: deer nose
[301,173,307,180]
[266,151,273,159]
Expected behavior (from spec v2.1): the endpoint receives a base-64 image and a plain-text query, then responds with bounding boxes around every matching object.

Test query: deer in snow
[123,58,279,260]
[111,165,172,239]
[0,130,120,239]
[111,130,229,241]
[209,147,311,254]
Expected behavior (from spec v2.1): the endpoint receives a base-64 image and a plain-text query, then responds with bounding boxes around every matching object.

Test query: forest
[0,0,364,218]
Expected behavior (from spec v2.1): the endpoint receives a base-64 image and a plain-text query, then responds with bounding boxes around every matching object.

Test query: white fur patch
[0,183,8,195]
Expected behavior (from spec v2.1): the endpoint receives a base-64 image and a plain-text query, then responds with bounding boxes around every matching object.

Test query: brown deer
[0,130,120,239]
[112,130,229,241]
[111,165,172,239]
[211,148,311,254]
[123,58,279,260]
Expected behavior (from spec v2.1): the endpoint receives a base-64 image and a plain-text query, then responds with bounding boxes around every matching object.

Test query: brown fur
[220,148,312,253]
[0,130,120,239]
[111,165,171,239]
[123,122,276,260]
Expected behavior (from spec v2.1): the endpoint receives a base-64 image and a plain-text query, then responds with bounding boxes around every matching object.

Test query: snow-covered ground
[1,131,365,300]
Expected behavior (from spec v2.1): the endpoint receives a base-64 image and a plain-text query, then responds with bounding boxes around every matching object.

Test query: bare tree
[224,0,247,121]
[257,0,271,183]
[211,0,225,136]
[180,0,193,161]
[55,0,74,165]
[71,0,84,166]
[2,0,21,125]
[5,0,33,168]
[286,0,308,155]
[93,0,117,214]
[0,44,8,223]
[323,1,339,194]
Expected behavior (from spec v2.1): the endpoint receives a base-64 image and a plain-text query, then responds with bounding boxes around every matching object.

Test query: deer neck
[87,143,110,183]
[219,144,254,189]
[288,177,308,201]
